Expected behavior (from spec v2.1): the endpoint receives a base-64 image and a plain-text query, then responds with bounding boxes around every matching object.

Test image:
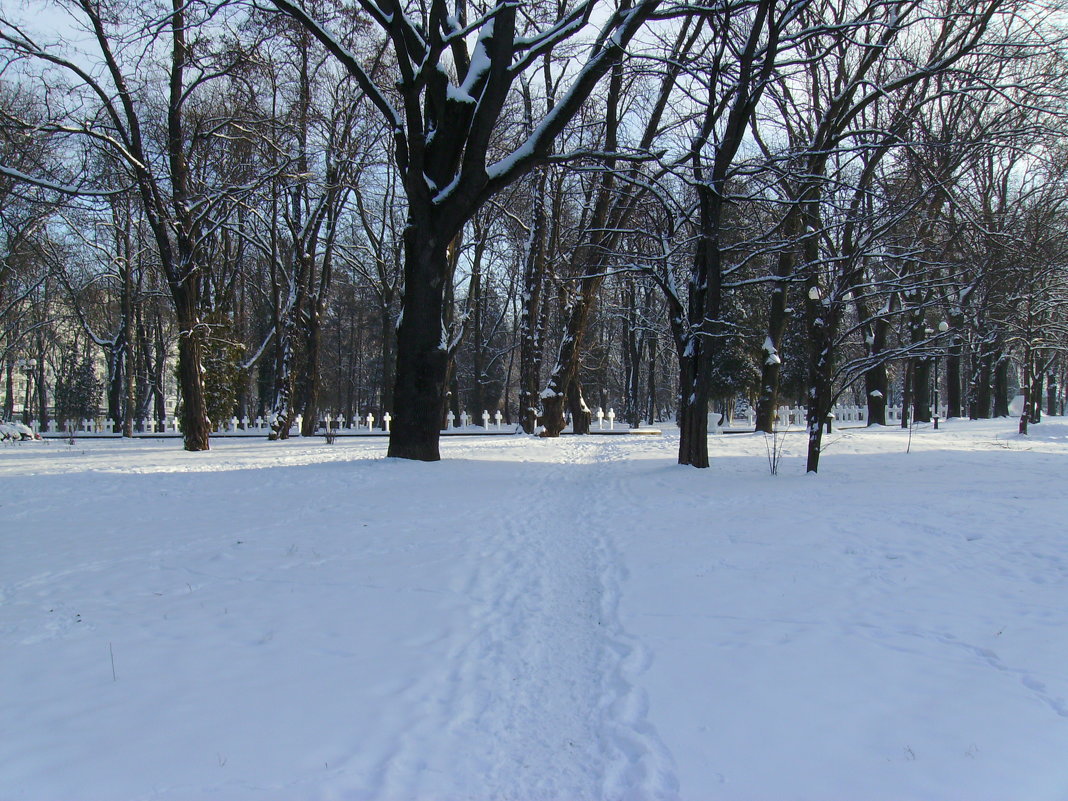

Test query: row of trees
[3,0,1068,471]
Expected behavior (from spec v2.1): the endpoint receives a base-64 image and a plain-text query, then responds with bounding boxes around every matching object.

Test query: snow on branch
[267,0,404,134]
[0,163,124,198]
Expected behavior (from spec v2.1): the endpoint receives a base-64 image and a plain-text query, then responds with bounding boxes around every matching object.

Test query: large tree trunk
[677,350,710,468]
[913,356,932,423]
[106,344,124,433]
[754,252,795,432]
[540,277,601,437]
[862,311,892,425]
[388,225,449,462]
[174,295,211,451]
[268,314,296,440]
[298,298,324,437]
[971,341,994,419]
[993,355,1010,417]
[864,364,889,426]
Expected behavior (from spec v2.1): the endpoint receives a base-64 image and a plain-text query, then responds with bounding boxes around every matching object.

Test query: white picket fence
[17,403,946,438]
[725,404,948,429]
[22,408,517,438]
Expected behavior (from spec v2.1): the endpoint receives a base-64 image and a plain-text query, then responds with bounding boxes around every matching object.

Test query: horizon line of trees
[4,0,1068,472]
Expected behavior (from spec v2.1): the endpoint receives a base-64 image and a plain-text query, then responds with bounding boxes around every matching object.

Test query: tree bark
[993,355,1010,417]
[388,225,449,461]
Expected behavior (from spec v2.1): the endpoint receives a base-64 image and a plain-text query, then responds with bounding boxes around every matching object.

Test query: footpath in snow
[2,419,1068,800]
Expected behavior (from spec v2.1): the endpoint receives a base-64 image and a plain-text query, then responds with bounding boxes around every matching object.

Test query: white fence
[15,403,947,438]
[725,404,949,429]
[19,408,519,438]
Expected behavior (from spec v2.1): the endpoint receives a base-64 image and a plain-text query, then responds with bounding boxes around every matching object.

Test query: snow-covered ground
[2,419,1067,801]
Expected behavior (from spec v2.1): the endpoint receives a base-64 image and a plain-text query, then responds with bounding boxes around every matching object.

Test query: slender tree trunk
[1019,345,1031,434]
[901,361,913,429]
[646,335,657,424]
[803,288,837,473]
[3,360,14,419]
[945,326,963,419]
[519,169,549,434]
[379,299,396,426]
[1029,367,1043,425]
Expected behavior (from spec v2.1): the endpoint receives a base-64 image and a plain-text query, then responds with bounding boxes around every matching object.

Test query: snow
[3,420,1068,800]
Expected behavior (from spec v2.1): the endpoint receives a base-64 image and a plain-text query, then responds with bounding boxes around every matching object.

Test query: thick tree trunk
[388,226,449,462]
[913,357,932,423]
[993,356,1010,417]
[864,364,888,426]
[1047,372,1057,417]
[676,344,711,468]
[174,300,211,451]
[972,344,994,419]
[754,259,793,433]
[268,316,296,440]
[568,380,591,434]
[540,278,600,437]
[106,345,124,433]
[298,301,324,437]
